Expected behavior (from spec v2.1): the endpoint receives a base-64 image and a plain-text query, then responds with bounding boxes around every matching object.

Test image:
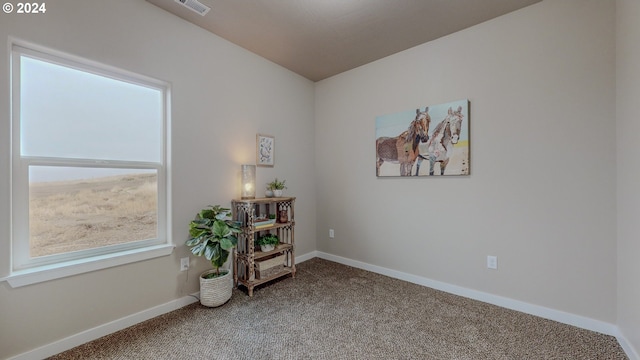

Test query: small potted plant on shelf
[186,205,241,307]
[255,233,279,252]
[266,178,287,197]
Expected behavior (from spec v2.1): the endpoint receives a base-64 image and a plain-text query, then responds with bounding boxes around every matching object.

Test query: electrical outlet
[180,257,189,271]
[487,255,498,270]
[329,229,335,238]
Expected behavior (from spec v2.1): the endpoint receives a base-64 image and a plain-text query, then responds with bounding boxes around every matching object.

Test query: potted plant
[186,205,241,307]
[266,178,287,197]
[255,233,279,252]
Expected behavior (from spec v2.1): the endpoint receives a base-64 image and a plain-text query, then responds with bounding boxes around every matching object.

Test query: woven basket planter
[199,269,232,307]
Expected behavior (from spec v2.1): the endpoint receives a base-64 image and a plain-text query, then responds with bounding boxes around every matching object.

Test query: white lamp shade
[241,164,256,199]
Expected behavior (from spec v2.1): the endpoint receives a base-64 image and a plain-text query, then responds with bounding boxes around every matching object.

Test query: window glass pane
[29,166,158,258]
[20,56,163,162]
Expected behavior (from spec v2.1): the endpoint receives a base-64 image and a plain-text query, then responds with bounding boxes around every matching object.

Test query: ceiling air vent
[174,0,210,16]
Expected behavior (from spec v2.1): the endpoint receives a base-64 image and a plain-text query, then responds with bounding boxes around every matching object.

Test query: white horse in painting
[415,106,464,176]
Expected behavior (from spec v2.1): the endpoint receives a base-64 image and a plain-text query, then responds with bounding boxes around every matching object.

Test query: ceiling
[146,0,542,82]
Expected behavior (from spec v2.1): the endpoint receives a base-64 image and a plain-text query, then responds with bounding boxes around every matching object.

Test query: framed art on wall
[375,99,469,177]
[256,134,275,167]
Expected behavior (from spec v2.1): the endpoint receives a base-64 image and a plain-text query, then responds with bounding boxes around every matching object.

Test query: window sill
[2,244,175,288]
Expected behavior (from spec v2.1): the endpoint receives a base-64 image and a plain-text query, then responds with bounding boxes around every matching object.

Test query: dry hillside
[29,173,157,257]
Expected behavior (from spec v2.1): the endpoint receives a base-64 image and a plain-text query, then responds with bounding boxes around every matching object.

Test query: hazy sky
[375,99,469,140]
[20,55,164,182]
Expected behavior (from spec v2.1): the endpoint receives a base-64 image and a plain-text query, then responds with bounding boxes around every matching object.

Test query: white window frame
[5,40,173,287]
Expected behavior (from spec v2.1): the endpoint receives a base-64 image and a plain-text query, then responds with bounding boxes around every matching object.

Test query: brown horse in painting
[376,108,431,176]
[415,106,464,176]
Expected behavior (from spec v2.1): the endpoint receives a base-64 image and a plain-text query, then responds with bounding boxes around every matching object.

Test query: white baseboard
[296,250,318,264]
[307,249,640,360]
[9,293,200,360]
[10,251,319,360]
[315,252,621,337]
[10,251,637,360]
[10,250,320,359]
[617,334,640,360]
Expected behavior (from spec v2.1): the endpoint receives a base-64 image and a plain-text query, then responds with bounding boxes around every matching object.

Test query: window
[10,42,171,281]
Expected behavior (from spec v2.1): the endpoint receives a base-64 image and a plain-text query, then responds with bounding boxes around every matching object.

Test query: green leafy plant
[268,213,276,219]
[186,205,241,278]
[266,178,287,190]
[255,233,279,247]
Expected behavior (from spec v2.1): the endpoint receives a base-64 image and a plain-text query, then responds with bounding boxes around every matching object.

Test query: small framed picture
[256,134,275,167]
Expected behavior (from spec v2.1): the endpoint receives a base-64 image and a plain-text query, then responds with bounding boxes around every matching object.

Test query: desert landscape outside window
[11,43,168,270]
[28,166,158,258]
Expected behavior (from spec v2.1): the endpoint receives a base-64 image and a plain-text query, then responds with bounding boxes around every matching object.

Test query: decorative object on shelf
[241,164,256,199]
[186,205,241,307]
[256,133,275,167]
[265,189,274,197]
[266,177,287,197]
[232,197,296,296]
[278,208,288,223]
[255,233,279,252]
[375,99,469,177]
[254,215,276,229]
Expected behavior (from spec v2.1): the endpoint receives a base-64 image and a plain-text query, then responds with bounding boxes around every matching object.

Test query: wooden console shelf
[231,197,296,296]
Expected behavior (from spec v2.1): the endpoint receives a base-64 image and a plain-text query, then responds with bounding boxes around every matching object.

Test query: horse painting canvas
[375,99,469,177]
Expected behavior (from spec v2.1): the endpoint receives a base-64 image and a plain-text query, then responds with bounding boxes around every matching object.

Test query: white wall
[315,0,617,323]
[0,1,316,358]
[616,0,640,356]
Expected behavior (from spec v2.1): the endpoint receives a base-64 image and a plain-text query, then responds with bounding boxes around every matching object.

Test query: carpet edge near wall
[9,251,636,360]
[8,293,199,360]
[7,252,319,360]
[617,335,640,360]
[314,251,638,359]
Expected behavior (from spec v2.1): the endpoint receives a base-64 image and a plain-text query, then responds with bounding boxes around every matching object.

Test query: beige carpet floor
[49,258,627,359]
